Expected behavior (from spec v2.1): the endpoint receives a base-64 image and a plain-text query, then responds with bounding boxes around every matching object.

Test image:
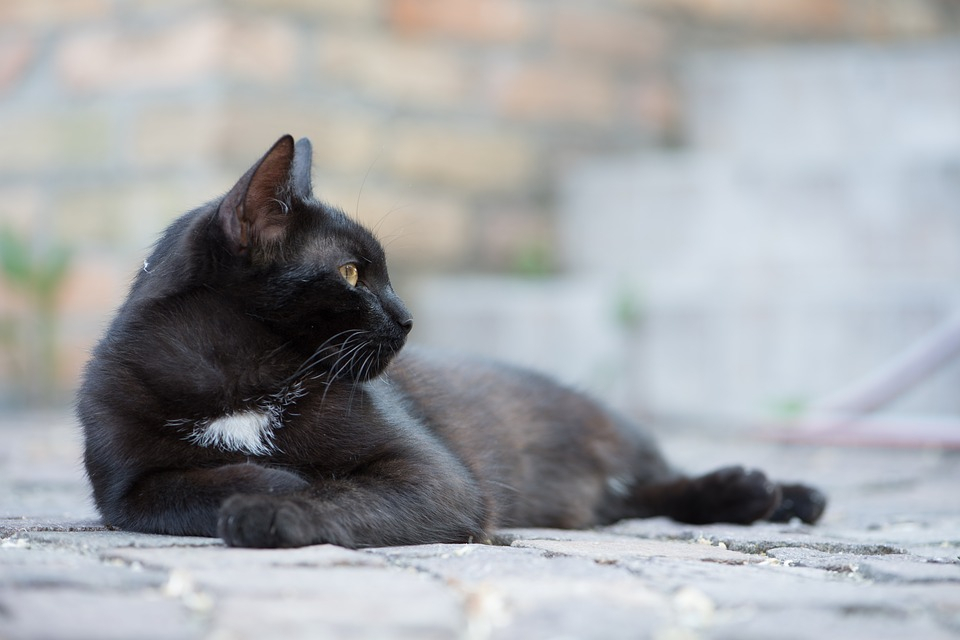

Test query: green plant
[613,284,644,331]
[769,397,809,420]
[511,242,553,279]
[0,226,73,406]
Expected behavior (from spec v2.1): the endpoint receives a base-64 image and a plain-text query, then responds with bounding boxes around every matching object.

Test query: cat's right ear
[218,135,296,257]
[290,137,314,201]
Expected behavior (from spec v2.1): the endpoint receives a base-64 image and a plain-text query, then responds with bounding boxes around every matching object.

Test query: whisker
[329,339,368,380]
[355,148,383,221]
[285,329,367,383]
[371,202,414,239]
[350,350,376,408]
[318,336,366,407]
[486,480,521,493]
[380,230,414,251]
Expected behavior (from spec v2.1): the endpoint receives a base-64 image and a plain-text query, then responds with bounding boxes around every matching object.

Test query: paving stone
[105,543,388,572]
[0,588,202,640]
[197,567,465,640]
[511,535,762,565]
[486,593,668,640]
[211,591,462,640]
[708,605,959,640]
[2,415,958,639]
[0,516,105,536]
[832,519,960,557]
[609,518,908,556]
[0,547,167,590]
[767,546,960,584]
[854,557,960,584]
[372,541,635,583]
[619,558,960,616]
[373,540,671,638]
[5,529,223,553]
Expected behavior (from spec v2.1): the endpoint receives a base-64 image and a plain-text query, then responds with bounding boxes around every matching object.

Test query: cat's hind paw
[687,465,781,525]
[218,495,315,548]
[766,483,827,524]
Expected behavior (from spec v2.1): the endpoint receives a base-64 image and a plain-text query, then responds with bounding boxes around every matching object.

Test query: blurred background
[1,0,959,428]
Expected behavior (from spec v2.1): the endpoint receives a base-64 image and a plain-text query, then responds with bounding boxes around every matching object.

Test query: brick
[0,34,35,94]
[849,1,943,37]
[52,179,212,253]
[475,205,553,272]
[0,112,112,172]
[0,0,109,26]
[218,106,383,175]
[489,58,618,123]
[313,32,468,107]
[0,115,62,172]
[346,186,472,268]
[57,326,101,396]
[0,185,45,234]
[626,75,681,134]
[550,6,667,61]
[57,254,128,316]
[55,112,114,168]
[643,0,846,31]
[58,14,299,93]
[56,17,223,93]
[225,0,381,20]
[0,280,29,317]
[385,123,537,191]
[389,0,533,42]
[134,107,220,169]
[52,187,137,250]
[221,18,298,85]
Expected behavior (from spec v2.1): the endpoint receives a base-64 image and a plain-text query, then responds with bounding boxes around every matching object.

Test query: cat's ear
[218,135,296,256]
[290,137,314,201]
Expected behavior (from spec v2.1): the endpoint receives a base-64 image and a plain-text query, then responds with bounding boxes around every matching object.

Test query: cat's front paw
[690,465,781,525]
[218,495,314,548]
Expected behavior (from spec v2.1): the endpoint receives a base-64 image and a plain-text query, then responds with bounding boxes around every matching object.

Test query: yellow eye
[338,263,359,287]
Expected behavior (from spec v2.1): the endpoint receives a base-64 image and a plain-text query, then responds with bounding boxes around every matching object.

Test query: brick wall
[1,0,958,406]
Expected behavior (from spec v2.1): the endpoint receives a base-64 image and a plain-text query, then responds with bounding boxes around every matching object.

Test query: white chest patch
[171,382,305,456]
[186,410,276,456]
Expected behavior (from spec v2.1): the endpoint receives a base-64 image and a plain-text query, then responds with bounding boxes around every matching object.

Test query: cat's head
[149,135,413,383]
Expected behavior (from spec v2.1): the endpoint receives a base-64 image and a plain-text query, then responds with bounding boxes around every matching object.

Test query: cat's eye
[338,263,359,287]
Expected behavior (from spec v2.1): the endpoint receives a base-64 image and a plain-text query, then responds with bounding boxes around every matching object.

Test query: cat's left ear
[218,134,296,256]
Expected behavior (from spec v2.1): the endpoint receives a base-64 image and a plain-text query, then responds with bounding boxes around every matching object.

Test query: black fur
[77,135,826,548]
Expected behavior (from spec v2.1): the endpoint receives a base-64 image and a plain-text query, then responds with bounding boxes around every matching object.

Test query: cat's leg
[110,463,308,537]
[628,466,826,525]
[217,458,487,549]
[629,466,782,525]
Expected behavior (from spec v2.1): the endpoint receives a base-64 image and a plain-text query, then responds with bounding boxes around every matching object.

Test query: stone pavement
[1,412,958,640]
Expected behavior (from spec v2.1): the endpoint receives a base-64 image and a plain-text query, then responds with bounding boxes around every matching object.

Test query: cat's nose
[398,316,414,335]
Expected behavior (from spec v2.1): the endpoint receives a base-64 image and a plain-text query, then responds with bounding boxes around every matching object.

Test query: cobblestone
[1,413,958,639]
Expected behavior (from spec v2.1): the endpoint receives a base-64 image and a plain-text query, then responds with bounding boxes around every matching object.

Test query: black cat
[76,135,826,549]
